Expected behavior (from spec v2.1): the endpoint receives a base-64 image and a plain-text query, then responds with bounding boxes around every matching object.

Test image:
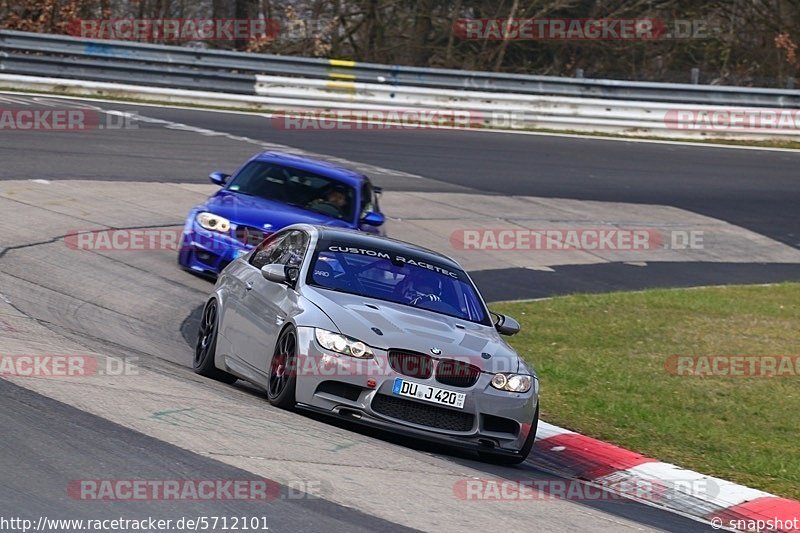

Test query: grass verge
[494,283,800,499]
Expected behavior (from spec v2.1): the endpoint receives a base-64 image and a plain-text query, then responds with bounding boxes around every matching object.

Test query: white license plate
[392,378,465,409]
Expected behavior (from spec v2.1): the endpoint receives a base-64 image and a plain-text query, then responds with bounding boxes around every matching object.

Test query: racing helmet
[401,268,443,303]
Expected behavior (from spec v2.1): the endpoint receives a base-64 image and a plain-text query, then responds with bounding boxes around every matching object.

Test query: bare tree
[2,0,797,87]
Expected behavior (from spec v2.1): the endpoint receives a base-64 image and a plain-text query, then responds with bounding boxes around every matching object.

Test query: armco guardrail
[253,75,800,138]
[1,29,799,107]
[3,71,797,141]
[0,29,798,140]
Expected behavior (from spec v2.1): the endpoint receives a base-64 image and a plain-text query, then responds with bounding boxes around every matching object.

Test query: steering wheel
[410,294,461,315]
[411,294,441,306]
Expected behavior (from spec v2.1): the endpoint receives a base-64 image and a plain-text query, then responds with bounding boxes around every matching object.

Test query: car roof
[251,151,368,187]
[312,226,463,271]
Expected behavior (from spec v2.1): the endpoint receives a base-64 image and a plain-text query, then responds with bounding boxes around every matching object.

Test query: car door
[237,230,309,375]
[223,232,287,365]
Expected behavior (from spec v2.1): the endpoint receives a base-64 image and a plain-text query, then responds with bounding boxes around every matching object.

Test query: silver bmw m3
[195,224,539,464]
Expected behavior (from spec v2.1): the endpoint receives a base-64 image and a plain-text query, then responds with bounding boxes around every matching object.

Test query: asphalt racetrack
[1,92,798,531]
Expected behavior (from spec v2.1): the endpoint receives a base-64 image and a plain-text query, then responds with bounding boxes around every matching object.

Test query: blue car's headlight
[315,328,373,359]
[196,212,231,233]
[490,373,533,393]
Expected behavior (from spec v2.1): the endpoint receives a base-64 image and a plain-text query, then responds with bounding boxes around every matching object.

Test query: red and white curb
[528,421,799,532]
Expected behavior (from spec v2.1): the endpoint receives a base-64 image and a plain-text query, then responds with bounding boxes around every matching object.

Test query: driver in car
[400,269,443,305]
[308,184,349,218]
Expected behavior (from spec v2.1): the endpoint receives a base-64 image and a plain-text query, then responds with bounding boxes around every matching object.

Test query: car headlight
[196,212,231,233]
[314,328,373,358]
[490,373,532,393]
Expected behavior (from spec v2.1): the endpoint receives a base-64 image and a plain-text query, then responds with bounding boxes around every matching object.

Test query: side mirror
[361,211,385,227]
[209,171,229,186]
[261,264,300,286]
[492,313,521,336]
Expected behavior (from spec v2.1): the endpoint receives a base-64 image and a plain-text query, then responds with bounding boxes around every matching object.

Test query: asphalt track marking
[102,109,434,183]
[0,179,716,531]
[0,93,793,532]
[0,378,416,532]
[0,94,33,105]
[4,90,800,153]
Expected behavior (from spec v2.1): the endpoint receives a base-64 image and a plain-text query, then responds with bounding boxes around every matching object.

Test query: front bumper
[177,222,252,276]
[293,327,539,454]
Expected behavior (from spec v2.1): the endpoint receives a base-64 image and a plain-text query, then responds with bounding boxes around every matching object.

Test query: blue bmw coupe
[178,152,386,276]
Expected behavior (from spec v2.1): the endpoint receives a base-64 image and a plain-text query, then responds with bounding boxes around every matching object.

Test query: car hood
[303,287,521,373]
[201,190,352,229]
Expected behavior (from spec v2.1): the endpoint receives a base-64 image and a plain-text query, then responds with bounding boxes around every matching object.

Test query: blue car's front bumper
[177,206,382,276]
[177,222,252,276]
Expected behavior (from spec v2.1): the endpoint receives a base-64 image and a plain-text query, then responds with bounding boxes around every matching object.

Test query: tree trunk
[493,0,519,72]
[411,0,433,65]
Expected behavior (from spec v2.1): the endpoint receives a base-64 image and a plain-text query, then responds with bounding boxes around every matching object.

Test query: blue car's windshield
[307,240,491,325]
[226,161,356,221]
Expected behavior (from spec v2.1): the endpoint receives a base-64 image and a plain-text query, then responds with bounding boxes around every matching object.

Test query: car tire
[478,405,539,466]
[194,299,238,384]
[266,326,298,409]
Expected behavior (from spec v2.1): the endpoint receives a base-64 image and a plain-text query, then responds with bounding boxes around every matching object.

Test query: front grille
[388,350,433,379]
[436,359,481,388]
[234,226,269,246]
[371,394,474,432]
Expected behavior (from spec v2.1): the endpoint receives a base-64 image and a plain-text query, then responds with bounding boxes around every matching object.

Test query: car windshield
[226,161,356,221]
[307,239,491,325]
